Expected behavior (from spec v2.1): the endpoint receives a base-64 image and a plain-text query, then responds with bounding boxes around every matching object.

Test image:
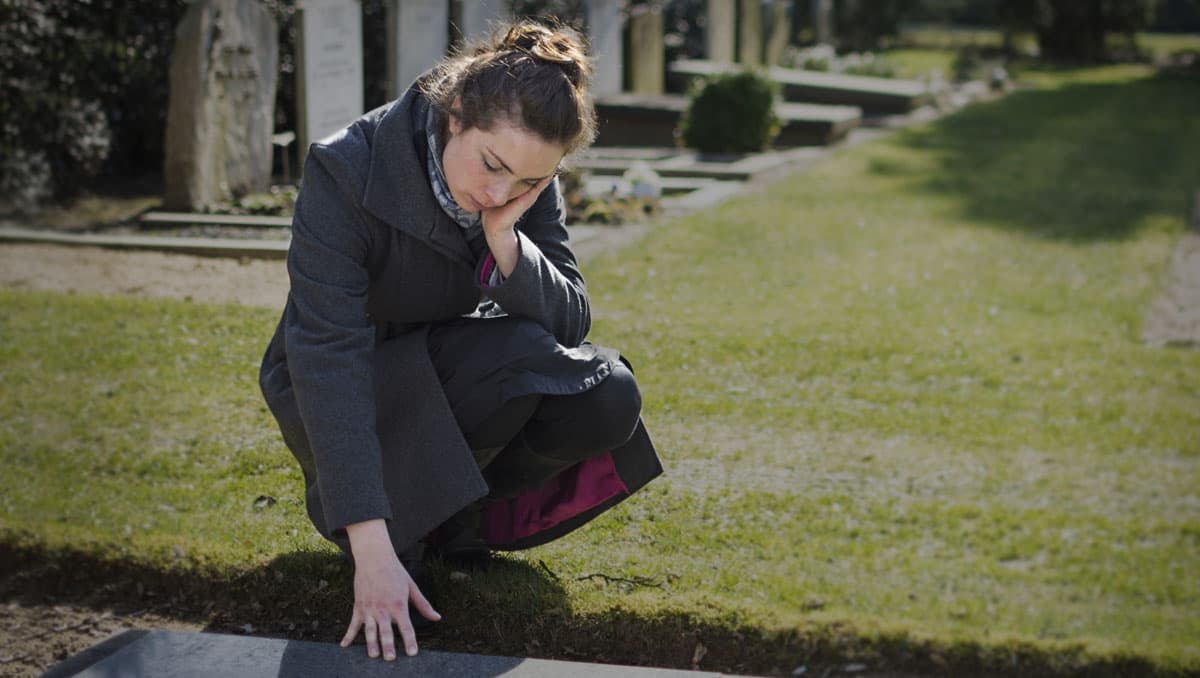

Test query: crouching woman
[259,20,661,662]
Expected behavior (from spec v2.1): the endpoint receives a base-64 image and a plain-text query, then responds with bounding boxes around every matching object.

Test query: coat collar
[361,86,475,267]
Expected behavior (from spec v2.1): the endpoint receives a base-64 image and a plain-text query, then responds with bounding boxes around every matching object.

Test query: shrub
[679,70,780,154]
[0,0,185,213]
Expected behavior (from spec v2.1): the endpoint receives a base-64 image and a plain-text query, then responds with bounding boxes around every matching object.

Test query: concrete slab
[45,629,751,677]
[0,226,289,260]
[668,59,933,114]
[594,93,861,148]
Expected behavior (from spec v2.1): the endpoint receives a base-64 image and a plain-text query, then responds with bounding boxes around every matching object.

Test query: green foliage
[997,0,1157,61]
[0,0,188,212]
[679,70,781,154]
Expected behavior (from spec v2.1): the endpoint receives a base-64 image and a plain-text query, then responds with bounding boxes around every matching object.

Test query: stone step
[668,59,934,114]
[140,211,292,228]
[45,629,760,678]
[0,226,289,260]
[575,146,829,182]
[594,92,861,148]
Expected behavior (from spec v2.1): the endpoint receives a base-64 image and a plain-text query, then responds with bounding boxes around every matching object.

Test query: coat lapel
[361,89,475,268]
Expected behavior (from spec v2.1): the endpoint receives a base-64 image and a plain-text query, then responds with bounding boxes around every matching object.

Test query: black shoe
[427,503,492,568]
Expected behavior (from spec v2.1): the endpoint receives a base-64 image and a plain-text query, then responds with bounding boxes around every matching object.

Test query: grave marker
[765,0,790,66]
[705,0,736,63]
[587,0,624,95]
[386,0,449,99]
[812,0,834,46]
[163,0,278,211]
[460,0,509,42]
[739,0,764,66]
[296,0,364,156]
[628,5,664,95]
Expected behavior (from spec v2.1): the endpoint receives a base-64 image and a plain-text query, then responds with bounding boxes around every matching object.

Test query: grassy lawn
[3,64,1198,675]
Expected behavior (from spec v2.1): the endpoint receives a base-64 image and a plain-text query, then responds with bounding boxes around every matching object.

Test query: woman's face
[442,114,565,213]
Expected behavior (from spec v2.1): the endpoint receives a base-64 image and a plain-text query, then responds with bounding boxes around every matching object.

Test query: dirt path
[0,243,289,309]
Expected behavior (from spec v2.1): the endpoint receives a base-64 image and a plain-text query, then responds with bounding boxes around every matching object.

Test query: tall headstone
[765,0,790,65]
[587,0,623,95]
[705,0,736,63]
[163,0,278,211]
[812,0,833,46]
[385,0,449,99]
[296,0,364,157]
[460,0,509,42]
[739,0,763,66]
[628,5,664,95]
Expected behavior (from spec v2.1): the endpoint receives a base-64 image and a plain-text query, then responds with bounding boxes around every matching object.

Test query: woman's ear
[448,97,463,136]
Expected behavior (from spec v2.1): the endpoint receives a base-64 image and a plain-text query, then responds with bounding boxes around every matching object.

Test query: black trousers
[428,316,643,499]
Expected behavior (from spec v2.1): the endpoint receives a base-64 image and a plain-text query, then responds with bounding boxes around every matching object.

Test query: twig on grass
[575,573,663,589]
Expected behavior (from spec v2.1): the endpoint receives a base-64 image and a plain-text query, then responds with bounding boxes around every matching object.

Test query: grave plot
[668,59,934,115]
[594,93,861,148]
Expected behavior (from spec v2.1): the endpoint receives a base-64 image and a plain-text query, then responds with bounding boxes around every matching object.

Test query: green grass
[3,64,1199,675]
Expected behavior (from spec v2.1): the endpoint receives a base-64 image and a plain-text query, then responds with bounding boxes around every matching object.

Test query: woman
[259,20,661,663]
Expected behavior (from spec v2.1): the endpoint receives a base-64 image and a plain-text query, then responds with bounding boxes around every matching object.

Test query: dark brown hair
[420,19,597,155]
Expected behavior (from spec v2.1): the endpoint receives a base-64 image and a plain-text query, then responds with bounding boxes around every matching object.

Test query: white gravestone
[296,0,364,156]
[163,0,278,211]
[460,0,509,42]
[386,0,449,98]
[705,0,736,63]
[586,0,623,95]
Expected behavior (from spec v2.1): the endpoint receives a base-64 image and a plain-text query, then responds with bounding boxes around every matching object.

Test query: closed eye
[482,157,501,173]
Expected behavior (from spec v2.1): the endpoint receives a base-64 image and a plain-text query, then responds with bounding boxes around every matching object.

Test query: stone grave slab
[593,92,860,148]
[668,59,933,114]
[44,629,755,677]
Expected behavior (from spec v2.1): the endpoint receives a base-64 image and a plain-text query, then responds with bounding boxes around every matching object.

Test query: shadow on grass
[1,534,1180,677]
[884,70,1200,242]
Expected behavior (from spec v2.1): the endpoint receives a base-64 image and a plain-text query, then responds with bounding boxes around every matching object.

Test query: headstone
[705,0,736,63]
[163,0,278,211]
[587,0,624,95]
[765,0,790,66]
[459,0,509,42]
[385,0,449,99]
[812,0,834,47]
[628,5,664,95]
[296,0,364,157]
[739,0,764,66]
[46,629,734,678]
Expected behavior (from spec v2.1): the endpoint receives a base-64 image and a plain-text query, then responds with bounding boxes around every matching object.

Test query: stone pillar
[812,0,833,46]
[163,0,278,212]
[628,5,664,95]
[385,0,449,99]
[587,0,623,95]
[765,0,790,65]
[705,0,736,63]
[460,0,509,42]
[295,0,364,157]
[739,0,763,66]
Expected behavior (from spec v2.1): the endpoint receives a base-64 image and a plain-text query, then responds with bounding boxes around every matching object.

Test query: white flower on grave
[621,161,662,200]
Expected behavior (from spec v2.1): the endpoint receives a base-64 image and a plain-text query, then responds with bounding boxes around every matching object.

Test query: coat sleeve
[284,143,392,535]
[475,176,592,348]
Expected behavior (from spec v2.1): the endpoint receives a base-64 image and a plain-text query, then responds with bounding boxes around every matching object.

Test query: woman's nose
[483,181,510,207]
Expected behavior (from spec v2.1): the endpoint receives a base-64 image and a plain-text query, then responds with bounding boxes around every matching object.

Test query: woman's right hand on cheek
[341,520,441,659]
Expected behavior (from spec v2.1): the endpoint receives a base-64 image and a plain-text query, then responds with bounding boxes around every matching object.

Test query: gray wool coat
[259,84,661,555]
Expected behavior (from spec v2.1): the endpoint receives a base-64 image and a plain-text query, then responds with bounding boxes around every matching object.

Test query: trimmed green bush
[679,70,780,154]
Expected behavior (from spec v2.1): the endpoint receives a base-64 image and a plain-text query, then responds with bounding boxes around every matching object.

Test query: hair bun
[499,21,591,87]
